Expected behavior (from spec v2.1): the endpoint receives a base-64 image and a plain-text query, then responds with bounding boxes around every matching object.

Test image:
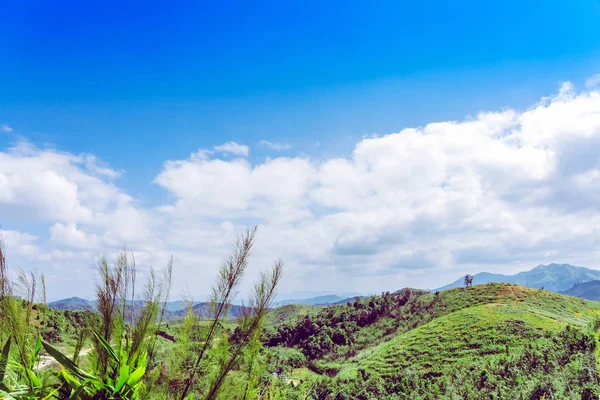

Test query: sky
[1,1,600,301]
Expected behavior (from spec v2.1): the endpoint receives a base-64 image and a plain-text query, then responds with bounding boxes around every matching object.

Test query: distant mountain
[48,297,95,311]
[561,280,600,301]
[170,302,245,320]
[434,263,600,293]
[331,296,368,305]
[162,300,204,312]
[48,298,243,320]
[51,292,373,313]
[274,295,345,307]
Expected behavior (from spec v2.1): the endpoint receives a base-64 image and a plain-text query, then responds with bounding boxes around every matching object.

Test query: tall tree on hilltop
[464,274,474,288]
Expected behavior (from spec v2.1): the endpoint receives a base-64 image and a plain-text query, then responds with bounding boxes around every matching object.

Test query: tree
[464,274,474,288]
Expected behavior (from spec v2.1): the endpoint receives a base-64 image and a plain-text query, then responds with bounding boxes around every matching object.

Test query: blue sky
[1,1,600,300]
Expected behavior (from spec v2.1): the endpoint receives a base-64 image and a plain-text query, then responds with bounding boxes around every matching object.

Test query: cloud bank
[2,80,600,299]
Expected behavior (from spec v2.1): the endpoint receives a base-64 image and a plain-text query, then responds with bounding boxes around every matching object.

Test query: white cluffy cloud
[258,140,292,151]
[3,78,600,300]
[1,124,12,133]
[213,141,249,156]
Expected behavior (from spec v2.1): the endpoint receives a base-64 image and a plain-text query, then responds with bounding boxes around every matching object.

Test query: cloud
[50,222,99,249]
[83,155,123,179]
[258,140,292,151]
[152,79,600,287]
[586,74,600,89]
[4,77,600,299]
[213,141,249,156]
[0,230,40,259]
[1,124,12,133]
[0,142,132,224]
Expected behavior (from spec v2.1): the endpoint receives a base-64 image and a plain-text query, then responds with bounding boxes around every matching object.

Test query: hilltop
[352,284,600,397]
[48,296,94,311]
[434,263,600,292]
[265,283,600,399]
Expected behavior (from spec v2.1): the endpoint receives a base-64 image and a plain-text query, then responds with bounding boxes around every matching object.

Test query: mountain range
[434,263,600,293]
[48,297,246,320]
[49,293,360,315]
[273,295,347,307]
[50,263,600,316]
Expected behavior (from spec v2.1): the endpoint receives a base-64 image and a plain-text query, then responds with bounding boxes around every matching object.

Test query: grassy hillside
[266,283,600,399]
[6,279,600,399]
[361,285,600,371]
[342,285,600,398]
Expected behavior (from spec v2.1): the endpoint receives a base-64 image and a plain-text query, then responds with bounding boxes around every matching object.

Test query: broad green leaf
[126,365,146,387]
[137,350,147,369]
[120,346,127,365]
[61,368,81,388]
[31,336,42,365]
[115,364,130,392]
[90,377,107,391]
[0,336,11,382]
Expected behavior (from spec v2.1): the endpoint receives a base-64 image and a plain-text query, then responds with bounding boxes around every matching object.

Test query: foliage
[266,284,600,399]
[3,224,600,399]
[0,227,284,400]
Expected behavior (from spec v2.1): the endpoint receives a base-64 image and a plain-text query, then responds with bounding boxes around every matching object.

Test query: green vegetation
[264,284,600,399]
[0,228,284,400]
[2,228,600,399]
[265,304,321,327]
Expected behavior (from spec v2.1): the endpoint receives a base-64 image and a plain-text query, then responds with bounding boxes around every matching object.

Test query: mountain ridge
[48,298,245,320]
[561,280,600,300]
[434,263,600,292]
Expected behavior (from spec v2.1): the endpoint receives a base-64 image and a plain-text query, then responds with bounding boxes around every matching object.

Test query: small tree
[464,274,474,288]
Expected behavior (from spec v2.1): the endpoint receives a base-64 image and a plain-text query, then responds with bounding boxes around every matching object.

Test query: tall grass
[178,227,285,399]
[0,236,53,398]
[0,227,284,400]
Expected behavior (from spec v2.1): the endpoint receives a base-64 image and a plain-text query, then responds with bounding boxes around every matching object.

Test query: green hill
[361,284,600,369]
[266,283,600,399]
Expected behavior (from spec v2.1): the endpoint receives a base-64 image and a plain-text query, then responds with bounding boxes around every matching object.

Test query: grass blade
[126,365,146,388]
[42,341,98,382]
[0,336,11,382]
[92,330,118,363]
